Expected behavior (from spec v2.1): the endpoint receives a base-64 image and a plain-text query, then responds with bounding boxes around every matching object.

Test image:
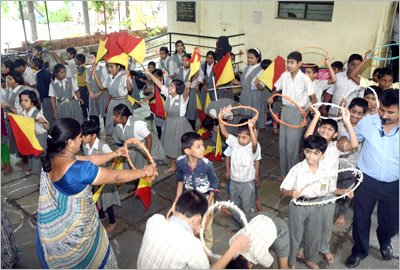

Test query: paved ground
[2,117,399,269]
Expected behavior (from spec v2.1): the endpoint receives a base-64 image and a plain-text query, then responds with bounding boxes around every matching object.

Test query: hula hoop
[296,47,329,67]
[200,201,249,260]
[292,168,363,206]
[269,93,307,128]
[344,86,380,110]
[218,106,259,127]
[312,102,345,120]
[367,43,399,61]
[124,138,158,182]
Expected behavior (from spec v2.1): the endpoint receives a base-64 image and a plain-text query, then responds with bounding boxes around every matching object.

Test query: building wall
[167,1,398,77]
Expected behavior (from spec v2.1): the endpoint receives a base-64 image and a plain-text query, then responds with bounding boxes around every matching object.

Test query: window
[278,1,334,22]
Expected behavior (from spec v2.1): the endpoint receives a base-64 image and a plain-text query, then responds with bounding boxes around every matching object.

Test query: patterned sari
[36,161,118,269]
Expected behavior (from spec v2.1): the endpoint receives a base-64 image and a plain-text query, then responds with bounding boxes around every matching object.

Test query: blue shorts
[227,179,258,196]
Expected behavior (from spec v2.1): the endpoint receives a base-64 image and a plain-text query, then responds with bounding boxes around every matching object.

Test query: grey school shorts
[258,211,290,258]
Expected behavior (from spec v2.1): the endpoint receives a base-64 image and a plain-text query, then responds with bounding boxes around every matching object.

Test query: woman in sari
[36,118,155,269]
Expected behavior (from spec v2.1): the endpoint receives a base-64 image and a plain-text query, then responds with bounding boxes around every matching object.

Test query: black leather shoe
[380,245,393,260]
[345,255,361,268]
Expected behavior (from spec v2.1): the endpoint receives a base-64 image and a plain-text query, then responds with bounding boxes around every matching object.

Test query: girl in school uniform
[1,71,25,165]
[112,104,166,175]
[232,48,267,129]
[199,51,217,107]
[158,47,178,80]
[172,40,186,69]
[144,68,192,173]
[92,62,134,140]
[19,90,50,175]
[174,53,199,131]
[49,64,84,124]
[86,52,110,131]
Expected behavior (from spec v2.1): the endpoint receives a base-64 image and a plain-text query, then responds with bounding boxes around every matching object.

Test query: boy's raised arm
[304,105,320,139]
[337,108,359,152]
[349,51,371,85]
[325,58,337,85]
[248,119,258,153]
[218,110,230,139]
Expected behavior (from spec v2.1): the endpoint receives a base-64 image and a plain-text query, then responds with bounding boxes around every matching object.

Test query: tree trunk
[82,1,90,35]
[125,0,130,18]
[27,1,38,41]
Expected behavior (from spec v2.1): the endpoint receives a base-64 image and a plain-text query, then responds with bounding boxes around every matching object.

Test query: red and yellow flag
[196,92,211,138]
[149,86,166,119]
[127,95,137,106]
[204,130,223,161]
[213,52,234,86]
[7,113,44,157]
[117,32,146,64]
[196,92,205,122]
[96,36,109,64]
[104,32,130,68]
[187,47,201,80]
[258,55,286,90]
[135,178,152,210]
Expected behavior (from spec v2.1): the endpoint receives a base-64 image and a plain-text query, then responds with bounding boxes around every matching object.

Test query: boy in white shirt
[14,58,37,93]
[51,47,77,81]
[219,113,261,233]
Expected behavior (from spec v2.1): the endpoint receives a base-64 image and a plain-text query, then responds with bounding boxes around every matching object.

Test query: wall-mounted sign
[177,2,196,22]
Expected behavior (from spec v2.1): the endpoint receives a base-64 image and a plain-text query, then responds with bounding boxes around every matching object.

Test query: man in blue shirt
[339,89,399,268]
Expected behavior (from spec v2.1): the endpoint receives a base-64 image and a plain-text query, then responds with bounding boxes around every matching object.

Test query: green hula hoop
[367,43,399,61]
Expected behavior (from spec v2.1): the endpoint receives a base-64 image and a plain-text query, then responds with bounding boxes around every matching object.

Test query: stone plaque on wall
[177,2,196,22]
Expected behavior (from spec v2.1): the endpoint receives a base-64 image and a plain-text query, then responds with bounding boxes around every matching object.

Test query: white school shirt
[23,66,37,90]
[101,71,128,96]
[22,107,48,134]
[85,64,108,84]
[274,71,314,108]
[182,68,199,88]
[49,77,79,97]
[244,63,265,89]
[326,72,361,116]
[280,159,330,198]
[137,214,210,269]
[337,122,362,168]
[319,141,347,193]
[223,145,262,161]
[226,134,261,182]
[160,85,189,117]
[197,63,214,82]
[312,79,330,106]
[65,59,76,80]
[116,116,150,141]
[83,137,112,155]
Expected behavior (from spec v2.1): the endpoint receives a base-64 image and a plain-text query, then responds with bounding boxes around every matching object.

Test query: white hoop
[199,201,249,260]
[312,102,345,120]
[339,158,354,169]
[292,168,363,206]
[344,86,380,109]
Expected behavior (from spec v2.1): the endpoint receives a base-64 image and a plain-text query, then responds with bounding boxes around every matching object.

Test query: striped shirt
[137,214,210,269]
[327,72,361,116]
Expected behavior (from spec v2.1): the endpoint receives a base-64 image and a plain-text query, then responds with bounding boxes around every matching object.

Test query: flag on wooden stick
[213,53,234,86]
[258,56,286,90]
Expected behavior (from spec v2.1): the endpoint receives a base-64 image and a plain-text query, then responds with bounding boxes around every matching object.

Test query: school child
[198,51,217,105]
[18,90,50,175]
[321,54,363,117]
[1,60,15,88]
[14,58,38,93]
[49,64,84,124]
[173,132,219,249]
[219,112,261,233]
[112,103,166,171]
[172,40,186,69]
[261,59,281,134]
[227,211,290,269]
[92,62,133,139]
[231,48,266,129]
[303,105,359,265]
[268,51,316,180]
[304,58,337,105]
[334,98,368,227]
[75,54,89,121]
[331,61,343,74]
[174,53,199,130]
[144,68,192,173]
[158,47,178,80]
[31,58,54,126]
[363,86,383,115]
[349,51,399,90]
[32,45,49,71]
[81,120,121,233]
[51,47,77,80]
[1,108,12,175]
[127,70,141,109]
[86,52,109,130]
[147,61,156,73]
[1,71,26,163]
[371,68,382,83]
